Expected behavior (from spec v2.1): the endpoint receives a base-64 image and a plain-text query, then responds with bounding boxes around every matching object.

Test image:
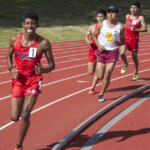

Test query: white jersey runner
[98,20,121,51]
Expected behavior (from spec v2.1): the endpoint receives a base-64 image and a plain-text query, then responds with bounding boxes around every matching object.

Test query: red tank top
[90,23,98,45]
[125,15,140,39]
[14,33,42,76]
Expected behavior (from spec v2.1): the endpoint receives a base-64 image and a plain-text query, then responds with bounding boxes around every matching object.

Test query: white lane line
[0,40,150,55]
[0,57,87,74]
[0,95,11,101]
[0,64,87,85]
[0,44,88,53]
[0,44,150,62]
[0,48,88,56]
[0,38,150,52]
[0,80,11,85]
[0,49,150,74]
[0,57,150,86]
[0,36,149,52]
[0,57,150,88]
[0,46,150,63]
[81,94,150,150]
[0,72,88,101]
[0,68,150,131]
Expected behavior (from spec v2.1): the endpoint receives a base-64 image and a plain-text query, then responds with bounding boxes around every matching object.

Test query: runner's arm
[7,35,19,79]
[113,24,125,46]
[85,25,93,45]
[35,39,55,74]
[92,23,104,51]
[134,16,147,32]
[7,36,15,69]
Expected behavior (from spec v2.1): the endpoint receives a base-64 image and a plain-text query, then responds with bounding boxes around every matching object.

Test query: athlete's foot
[15,148,23,150]
[133,73,138,80]
[88,88,96,95]
[121,63,129,73]
[14,144,23,150]
[98,95,105,102]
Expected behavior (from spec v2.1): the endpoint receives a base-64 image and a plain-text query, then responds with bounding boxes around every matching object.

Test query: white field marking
[42,73,88,87]
[50,53,87,59]
[0,42,147,57]
[0,64,88,85]
[52,45,88,51]
[0,36,149,52]
[0,39,150,54]
[0,64,8,68]
[0,43,150,60]
[0,49,88,62]
[0,44,88,53]
[0,50,150,79]
[0,57,88,75]
[0,58,150,100]
[0,68,150,131]
[0,47,149,65]
[0,56,6,58]
[0,73,88,101]
[0,71,9,75]
[77,81,89,83]
[0,45,150,61]
[0,48,88,58]
[42,54,87,61]
[0,95,11,101]
[0,41,150,55]
[0,32,149,49]
[0,48,89,62]
[32,52,150,67]
[0,50,150,75]
[0,80,11,85]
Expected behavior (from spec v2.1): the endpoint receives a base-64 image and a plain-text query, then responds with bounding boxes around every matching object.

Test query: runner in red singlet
[85,9,106,95]
[7,11,55,150]
[120,1,147,80]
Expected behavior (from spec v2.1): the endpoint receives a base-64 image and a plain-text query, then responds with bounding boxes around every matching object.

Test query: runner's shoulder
[9,34,20,46]
[89,24,96,31]
[126,14,130,19]
[10,34,20,43]
[138,15,145,20]
[38,36,51,49]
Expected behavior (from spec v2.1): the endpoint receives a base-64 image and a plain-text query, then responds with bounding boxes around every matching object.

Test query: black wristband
[8,66,13,72]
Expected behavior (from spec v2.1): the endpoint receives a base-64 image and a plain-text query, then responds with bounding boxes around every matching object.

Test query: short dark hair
[131,1,140,8]
[96,9,106,17]
[24,11,39,23]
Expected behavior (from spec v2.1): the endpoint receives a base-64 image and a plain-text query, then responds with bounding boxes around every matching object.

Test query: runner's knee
[11,114,20,121]
[88,71,94,75]
[21,110,30,121]
[104,72,111,80]
[97,73,103,80]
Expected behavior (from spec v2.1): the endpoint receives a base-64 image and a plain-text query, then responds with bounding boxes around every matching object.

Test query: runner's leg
[99,63,116,96]
[17,95,38,146]
[11,97,24,121]
[120,45,128,65]
[88,61,96,75]
[132,51,139,73]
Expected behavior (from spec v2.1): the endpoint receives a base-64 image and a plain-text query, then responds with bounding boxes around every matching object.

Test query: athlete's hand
[11,68,19,79]
[88,41,93,45]
[130,26,135,31]
[98,45,104,51]
[35,63,43,74]
[112,39,118,46]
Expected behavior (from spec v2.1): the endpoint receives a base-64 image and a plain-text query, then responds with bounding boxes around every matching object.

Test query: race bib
[132,20,137,25]
[29,47,37,58]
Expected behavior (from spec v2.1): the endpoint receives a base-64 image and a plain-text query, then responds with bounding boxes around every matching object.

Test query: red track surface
[0,33,150,150]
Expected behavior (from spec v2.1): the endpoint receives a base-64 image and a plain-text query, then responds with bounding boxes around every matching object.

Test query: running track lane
[0,33,150,150]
